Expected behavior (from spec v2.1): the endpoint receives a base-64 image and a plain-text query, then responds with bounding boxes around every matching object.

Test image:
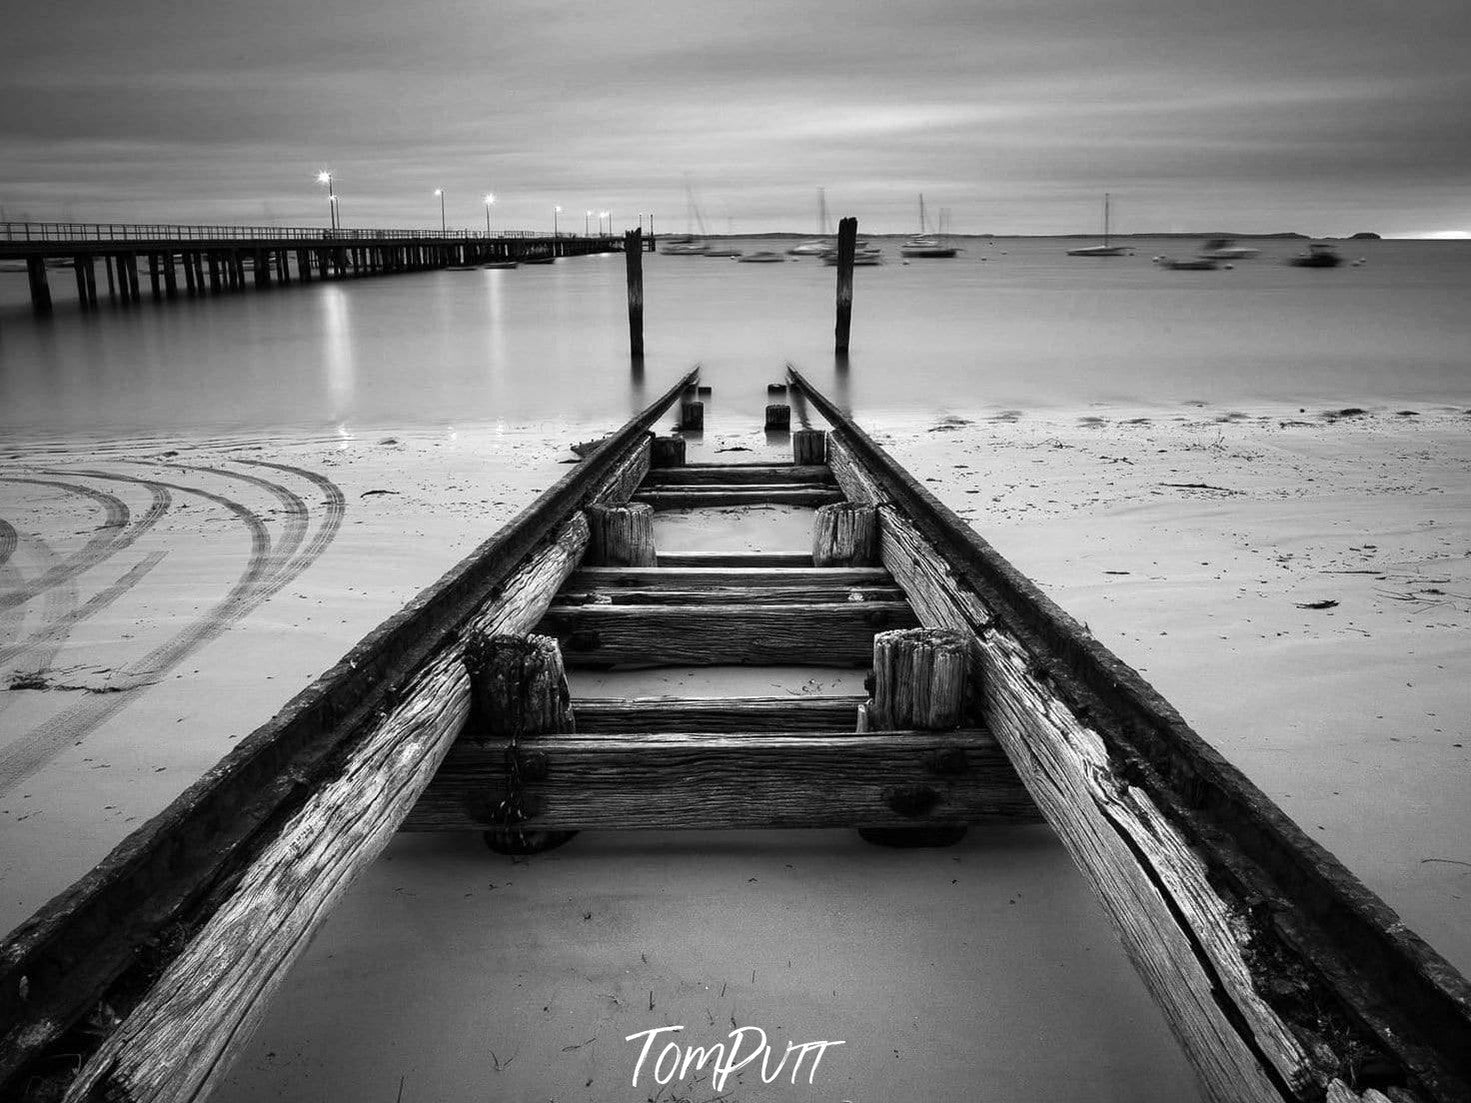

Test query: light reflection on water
[1,238,1469,437]
[322,283,355,423]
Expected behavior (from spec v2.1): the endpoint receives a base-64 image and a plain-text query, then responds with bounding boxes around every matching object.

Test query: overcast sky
[3,0,1468,237]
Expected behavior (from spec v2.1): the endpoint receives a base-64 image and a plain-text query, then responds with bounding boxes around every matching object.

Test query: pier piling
[834,217,857,354]
[25,257,52,314]
[793,429,828,465]
[625,228,644,358]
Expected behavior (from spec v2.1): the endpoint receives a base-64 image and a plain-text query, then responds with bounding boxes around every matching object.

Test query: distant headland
[721,231,1383,240]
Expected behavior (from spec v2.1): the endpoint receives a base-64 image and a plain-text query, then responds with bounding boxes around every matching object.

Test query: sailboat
[788,188,833,256]
[1066,193,1130,256]
[900,194,959,258]
[662,180,713,255]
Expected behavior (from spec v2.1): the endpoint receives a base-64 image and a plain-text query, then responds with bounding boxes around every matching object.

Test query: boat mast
[1103,192,1110,247]
[918,193,927,234]
[817,186,828,236]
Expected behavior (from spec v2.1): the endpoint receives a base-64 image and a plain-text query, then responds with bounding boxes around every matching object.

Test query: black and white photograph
[1,2,1468,1100]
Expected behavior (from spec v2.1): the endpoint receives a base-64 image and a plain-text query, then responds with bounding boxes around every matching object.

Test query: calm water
[2,237,1469,436]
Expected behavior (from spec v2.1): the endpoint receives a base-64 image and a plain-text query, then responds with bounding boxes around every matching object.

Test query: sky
[3,0,1468,238]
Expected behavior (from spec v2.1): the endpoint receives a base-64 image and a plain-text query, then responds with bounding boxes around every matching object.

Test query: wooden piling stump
[651,435,687,468]
[868,628,971,731]
[25,257,53,315]
[834,216,857,353]
[624,228,644,357]
[860,627,973,847]
[793,429,827,465]
[463,632,578,854]
[765,404,791,431]
[679,400,704,430]
[812,502,877,567]
[585,502,657,566]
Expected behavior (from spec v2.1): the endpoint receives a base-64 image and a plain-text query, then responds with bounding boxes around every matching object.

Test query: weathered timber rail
[0,221,645,315]
[786,364,1471,1103]
[407,423,1039,836]
[0,368,696,1102]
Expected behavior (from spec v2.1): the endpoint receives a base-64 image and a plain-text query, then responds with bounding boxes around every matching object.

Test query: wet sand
[3,402,1467,1101]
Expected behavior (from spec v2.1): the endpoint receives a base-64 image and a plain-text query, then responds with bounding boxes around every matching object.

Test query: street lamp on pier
[434,188,446,234]
[585,210,592,237]
[483,193,495,235]
[316,171,338,232]
[600,211,610,236]
[554,206,562,238]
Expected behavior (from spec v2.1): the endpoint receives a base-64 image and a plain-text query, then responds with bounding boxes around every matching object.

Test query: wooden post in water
[679,400,704,431]
[834,216,857,354]
[624,228,644,358]
[651,436,686,467]
[83,256,99,305]
[812,502,877,566]
[793,428,827,465]
[25,257,52,315]
[585,503,657,566]
[73,257,89,307]
[464,633,579,855]
[857,627,973,847]
[765,404,791,430]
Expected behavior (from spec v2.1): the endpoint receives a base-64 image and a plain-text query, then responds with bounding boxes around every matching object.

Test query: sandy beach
[2,400,1467,1101]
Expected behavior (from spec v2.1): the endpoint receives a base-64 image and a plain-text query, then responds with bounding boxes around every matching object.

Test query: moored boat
[900,195,959,258]
[480,260,519,269]
[1288,242,1344,268]
[1067,192,1131,256]
[900,234,958,258]
[737,250,786,263]
[1198,237,1260,260]
[788,186,833,255]
[821,246,884,265]
[659,236,708,255]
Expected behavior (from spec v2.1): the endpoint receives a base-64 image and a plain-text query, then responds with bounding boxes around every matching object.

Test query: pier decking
[0,222,648,315]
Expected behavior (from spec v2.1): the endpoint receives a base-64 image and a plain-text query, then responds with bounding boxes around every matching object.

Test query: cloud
[3,0,1468,234]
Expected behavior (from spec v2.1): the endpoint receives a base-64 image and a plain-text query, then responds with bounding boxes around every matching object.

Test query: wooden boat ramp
[2,367,1470,1103]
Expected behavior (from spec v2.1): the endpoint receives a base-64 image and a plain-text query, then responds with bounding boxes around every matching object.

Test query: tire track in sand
[0,479,136,613]
[0,480,171,684]
[0,473,271,793]
[0,528,79,671]
[0,518,15,568]
[235,458,347,595]
[0,462,344,793]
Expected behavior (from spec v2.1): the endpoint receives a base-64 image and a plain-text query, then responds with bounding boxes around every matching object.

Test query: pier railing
[2,222,559,243]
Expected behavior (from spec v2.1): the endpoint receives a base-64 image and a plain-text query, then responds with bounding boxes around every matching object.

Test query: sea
[3,236,1469,439]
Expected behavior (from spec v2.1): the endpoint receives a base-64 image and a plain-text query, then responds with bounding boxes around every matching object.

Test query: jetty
[0,221,650,316]
[1,369,1469,1103]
